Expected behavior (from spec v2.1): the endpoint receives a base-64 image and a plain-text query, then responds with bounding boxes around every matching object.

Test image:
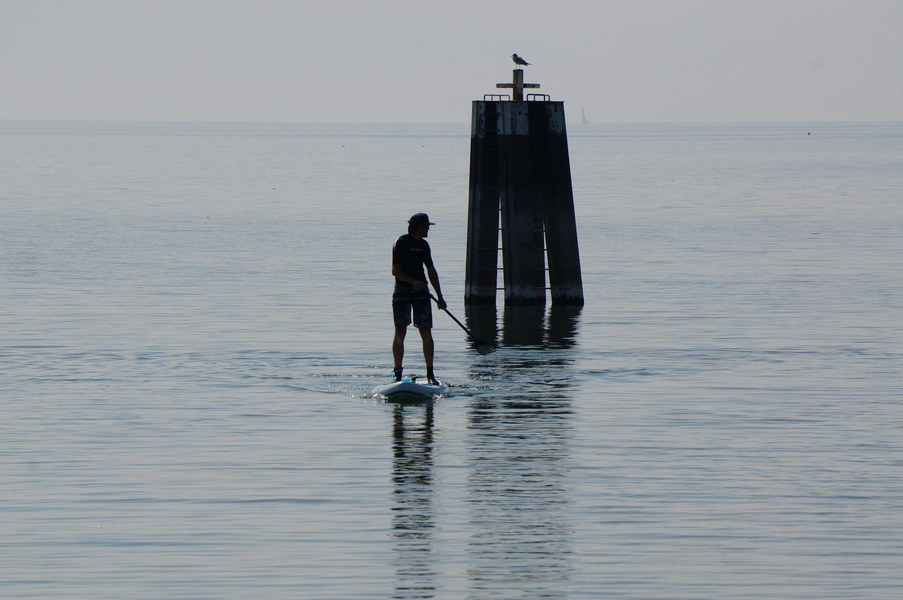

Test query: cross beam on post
[496,69,540,101]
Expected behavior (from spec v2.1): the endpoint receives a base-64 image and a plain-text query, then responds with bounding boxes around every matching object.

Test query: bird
[512,53,530,67]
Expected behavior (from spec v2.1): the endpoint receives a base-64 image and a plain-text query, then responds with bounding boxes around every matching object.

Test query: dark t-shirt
[392,234,433,289]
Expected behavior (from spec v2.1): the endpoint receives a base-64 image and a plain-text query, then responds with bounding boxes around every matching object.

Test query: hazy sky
[2,0,901,123]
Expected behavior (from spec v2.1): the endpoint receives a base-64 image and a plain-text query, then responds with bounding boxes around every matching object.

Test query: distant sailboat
[581,106,589,124]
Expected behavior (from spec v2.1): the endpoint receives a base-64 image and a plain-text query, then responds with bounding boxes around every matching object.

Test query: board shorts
[393,284,432,329]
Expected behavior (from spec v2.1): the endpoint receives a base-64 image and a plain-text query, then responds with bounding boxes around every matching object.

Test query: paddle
[431,295,495,355]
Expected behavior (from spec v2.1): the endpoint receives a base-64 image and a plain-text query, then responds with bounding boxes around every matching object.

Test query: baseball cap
[408,213,436,226]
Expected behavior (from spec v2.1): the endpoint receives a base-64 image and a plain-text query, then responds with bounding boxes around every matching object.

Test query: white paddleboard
[372,378,449,401]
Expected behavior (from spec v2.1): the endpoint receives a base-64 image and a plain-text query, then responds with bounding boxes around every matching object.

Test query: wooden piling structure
[465,71,584,306]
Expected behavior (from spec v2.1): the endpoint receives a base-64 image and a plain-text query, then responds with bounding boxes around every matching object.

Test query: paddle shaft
[430,295,488,346]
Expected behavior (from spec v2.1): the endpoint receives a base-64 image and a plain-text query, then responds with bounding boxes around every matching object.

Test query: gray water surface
[2,121,901,599]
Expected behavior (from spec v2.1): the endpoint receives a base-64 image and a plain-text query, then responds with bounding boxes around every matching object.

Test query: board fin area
[372,377,449,402]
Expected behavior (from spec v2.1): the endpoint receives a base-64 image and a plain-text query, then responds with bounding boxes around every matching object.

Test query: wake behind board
[373,377,449,402]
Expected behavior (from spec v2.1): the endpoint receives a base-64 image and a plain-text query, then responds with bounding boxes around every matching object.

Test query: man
[391,213,446,384]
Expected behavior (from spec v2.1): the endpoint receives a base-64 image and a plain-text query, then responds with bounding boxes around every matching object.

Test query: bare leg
[418,326,435,381]
[392,327,407,379]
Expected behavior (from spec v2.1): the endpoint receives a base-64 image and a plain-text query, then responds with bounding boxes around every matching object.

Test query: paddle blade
[474,342,496,355]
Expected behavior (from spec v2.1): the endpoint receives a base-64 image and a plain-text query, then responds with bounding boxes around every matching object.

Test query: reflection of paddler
[391,404,437,596]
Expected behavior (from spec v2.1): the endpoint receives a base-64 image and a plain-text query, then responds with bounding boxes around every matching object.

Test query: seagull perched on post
[512,53,530,67]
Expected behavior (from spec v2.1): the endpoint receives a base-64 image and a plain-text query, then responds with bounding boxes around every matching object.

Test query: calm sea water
[2,120,901,599]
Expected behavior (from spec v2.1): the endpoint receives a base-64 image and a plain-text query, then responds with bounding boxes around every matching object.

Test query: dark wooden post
[464,101,502,305]
[497,101,546,305]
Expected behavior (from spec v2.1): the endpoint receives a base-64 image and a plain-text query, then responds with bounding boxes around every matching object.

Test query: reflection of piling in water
[463,304,499,351]
[542,305,582,349]
[466,389,575,595]
[465,304,582,350]
[502,306,546,346]
[462,293,580,593]
[466,70,584,308]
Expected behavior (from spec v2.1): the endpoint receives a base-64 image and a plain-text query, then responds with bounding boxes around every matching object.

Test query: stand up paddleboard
[373,377,449,402]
